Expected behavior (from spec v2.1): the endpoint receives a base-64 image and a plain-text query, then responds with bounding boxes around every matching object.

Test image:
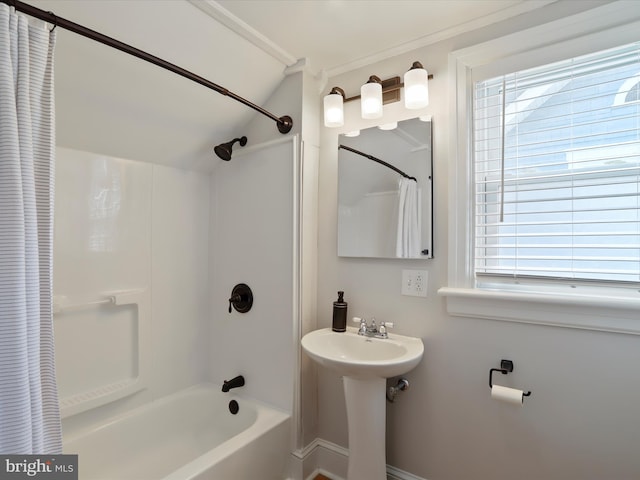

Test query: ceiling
[212,0,556,77]
[28,0,560,170]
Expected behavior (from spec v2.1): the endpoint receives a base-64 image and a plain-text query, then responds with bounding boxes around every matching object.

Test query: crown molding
[325,0,558,77]
[186,0,297,68]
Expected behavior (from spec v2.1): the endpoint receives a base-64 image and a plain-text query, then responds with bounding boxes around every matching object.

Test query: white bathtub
[63,383,291,479]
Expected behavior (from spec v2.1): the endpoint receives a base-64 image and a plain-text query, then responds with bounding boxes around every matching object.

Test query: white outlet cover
[402,270,427,297]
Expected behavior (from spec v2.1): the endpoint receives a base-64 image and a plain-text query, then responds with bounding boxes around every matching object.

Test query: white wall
[315,2,640,479]
[54,147,210,433]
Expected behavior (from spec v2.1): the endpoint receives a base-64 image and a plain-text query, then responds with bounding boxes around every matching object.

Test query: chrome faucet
[355,317,368,335]
[352,317,394,339]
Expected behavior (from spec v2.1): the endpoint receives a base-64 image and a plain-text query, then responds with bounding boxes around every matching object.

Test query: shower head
[214,136,248,161]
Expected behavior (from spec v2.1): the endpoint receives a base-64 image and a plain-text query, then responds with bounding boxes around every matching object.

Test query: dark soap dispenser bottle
[332,291,347,332]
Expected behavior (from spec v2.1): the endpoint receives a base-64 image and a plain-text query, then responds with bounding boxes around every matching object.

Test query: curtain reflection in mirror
[396,178,421,257]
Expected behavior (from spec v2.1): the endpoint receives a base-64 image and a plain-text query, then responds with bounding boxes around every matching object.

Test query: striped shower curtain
[0,4,62,454]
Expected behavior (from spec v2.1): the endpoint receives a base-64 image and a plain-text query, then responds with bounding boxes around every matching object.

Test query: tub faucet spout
[222,375,245,392]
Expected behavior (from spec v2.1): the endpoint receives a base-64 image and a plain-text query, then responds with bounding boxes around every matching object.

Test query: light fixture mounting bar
[382,76,401,105]
[342,73,434,104]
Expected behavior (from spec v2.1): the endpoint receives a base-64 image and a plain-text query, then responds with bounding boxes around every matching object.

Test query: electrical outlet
[402,270,428,297]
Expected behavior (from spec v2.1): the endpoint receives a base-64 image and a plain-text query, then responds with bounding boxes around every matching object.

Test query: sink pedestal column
[343,376,387,480]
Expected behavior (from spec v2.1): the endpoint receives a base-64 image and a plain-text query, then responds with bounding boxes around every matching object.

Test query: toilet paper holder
[489,359,531,397]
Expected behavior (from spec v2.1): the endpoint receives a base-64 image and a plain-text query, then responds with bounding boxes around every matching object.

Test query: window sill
[438,287,640,335]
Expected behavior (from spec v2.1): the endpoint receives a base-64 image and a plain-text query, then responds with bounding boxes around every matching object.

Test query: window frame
[440,3,640,334]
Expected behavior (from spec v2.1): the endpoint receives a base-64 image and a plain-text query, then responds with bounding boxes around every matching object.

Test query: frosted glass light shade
[324,93,344,127]
[361,82,383,119]
[378,122,397,130]
[404,67,429,109]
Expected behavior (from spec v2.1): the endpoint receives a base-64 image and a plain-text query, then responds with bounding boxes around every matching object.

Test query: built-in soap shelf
[53,289,150,418]
[59,379,139,410]
[53,295,115,315]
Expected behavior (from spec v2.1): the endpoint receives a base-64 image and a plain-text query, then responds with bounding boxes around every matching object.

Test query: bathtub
[63,383,291,479]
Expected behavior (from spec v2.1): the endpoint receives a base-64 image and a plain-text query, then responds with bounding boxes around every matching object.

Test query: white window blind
[474,41,640,285]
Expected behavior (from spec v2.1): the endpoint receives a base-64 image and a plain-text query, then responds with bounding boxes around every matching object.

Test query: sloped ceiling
[34,0,288,170]
[29,0,560,170]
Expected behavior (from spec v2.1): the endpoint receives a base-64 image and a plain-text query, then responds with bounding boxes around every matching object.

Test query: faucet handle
[378,321,394,337]
[353,317,367,335]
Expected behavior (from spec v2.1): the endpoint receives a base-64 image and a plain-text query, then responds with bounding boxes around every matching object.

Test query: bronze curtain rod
[1,0,293,134]
[338,144,417,181]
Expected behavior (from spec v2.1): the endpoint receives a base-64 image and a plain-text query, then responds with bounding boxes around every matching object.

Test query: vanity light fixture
[324,87,345,127]
[404,61,429,109]
[378,122,398,131]
[361,76,383,119]
[323,61,433,127]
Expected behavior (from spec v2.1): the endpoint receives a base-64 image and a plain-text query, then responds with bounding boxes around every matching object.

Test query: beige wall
[315,2,640,479]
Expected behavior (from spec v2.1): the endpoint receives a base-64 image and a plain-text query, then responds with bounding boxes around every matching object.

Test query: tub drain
[228,400,239,415]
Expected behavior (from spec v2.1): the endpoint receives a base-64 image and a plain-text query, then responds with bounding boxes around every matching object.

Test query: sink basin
[301,327,424,379]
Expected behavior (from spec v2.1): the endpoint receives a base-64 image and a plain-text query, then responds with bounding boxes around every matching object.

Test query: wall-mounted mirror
[337,117,433,259]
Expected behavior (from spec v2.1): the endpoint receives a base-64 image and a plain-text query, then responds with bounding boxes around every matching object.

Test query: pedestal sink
[301,327,424,480]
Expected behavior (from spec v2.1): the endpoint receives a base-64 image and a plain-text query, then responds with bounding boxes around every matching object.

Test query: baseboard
[291,438,427,480]
[290,438,348,480]
[387,464,428,480]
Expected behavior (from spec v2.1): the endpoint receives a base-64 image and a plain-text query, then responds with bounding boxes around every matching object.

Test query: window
[626,81,640,103]
[613,74,640,106]
[443,4,640,334]
[474,42,640,286]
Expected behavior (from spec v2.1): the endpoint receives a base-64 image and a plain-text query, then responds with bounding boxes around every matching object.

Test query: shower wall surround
[209,137,297,413]
[53,147,210,427]
[52,69,309,448]
[53,149,151,417]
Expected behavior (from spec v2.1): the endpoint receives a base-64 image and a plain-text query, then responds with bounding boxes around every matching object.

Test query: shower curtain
[396,177,421,258]
[0,4,62,454]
